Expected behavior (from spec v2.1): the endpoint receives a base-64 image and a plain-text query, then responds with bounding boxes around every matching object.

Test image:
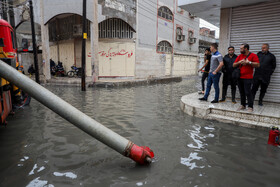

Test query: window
[158,6,173,21]
[157,41,172,53]
[188,30,194,38]
[0,38,4,47]
[99,18,135,39]
[176,27,183,35]
[176,27,185,41]
[11,31,16,49]
[22,38,28,50]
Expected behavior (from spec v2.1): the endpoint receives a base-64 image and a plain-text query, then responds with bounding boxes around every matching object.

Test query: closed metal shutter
[230,1,280,103]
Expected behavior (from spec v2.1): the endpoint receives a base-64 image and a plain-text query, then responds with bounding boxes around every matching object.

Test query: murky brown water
[0,78,280,187]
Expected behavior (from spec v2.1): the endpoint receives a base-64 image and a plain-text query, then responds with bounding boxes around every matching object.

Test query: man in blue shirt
[199,43,224,103]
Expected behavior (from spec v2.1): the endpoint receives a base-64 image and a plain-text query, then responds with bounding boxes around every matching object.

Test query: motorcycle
[55,61,65,77]
[67,65,82,77]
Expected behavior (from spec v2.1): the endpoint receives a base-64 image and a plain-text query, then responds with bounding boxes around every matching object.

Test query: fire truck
[0,19,27,125]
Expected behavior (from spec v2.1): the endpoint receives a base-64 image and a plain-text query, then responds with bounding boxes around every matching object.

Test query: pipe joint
[125,142,154,165]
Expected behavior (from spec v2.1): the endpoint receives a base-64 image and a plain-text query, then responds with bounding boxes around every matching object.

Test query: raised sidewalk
[45,76,182,87]
[180,92,280,129]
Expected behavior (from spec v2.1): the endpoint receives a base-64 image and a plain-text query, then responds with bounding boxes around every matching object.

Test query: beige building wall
[172,55,198,76]
[165,54,198,76]
[58,41,75,73]
[49,45,58,62]
[165,54,172,76]
[98,41,135,77]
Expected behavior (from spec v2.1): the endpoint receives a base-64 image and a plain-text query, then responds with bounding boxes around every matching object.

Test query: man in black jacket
[252,43,276,106]
[220,46,238,103]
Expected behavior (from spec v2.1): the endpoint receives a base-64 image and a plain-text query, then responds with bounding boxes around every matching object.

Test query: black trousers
[221,73,237,101]
[238,78,254,108]
[251,79,269,102]
[201,72,208,91]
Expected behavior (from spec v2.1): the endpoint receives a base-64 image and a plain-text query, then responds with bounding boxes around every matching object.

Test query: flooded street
[1,78,280,187]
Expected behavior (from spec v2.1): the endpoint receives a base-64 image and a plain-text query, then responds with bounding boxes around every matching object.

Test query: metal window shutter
[230,1,280,103]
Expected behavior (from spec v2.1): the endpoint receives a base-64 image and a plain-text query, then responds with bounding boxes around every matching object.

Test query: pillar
[40,0,51,81]
[91,0,99,82]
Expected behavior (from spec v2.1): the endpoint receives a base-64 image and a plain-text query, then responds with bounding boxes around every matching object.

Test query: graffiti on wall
[89,48,134,58]
[88,48,134,58]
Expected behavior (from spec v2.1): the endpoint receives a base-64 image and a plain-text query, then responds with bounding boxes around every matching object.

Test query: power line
[118,0,200,30]
[139,0,198,29]
[139,0,220,32]
[0,1,26,9]
[0,1,26,11]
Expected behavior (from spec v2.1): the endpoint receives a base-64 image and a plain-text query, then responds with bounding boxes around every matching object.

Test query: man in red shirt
[233,44,260,112]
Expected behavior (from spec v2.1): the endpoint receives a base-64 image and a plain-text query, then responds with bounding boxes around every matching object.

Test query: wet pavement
[0,78,280,187]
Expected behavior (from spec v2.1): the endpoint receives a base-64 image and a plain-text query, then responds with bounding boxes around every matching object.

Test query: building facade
[10,0,200,80]
[137,0,199,78]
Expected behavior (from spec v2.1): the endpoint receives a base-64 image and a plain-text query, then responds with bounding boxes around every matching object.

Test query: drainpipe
[0,60,154,165]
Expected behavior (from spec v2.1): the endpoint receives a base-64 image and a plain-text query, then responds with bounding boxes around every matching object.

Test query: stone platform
[44,76,182,87]
[180,92,280,129]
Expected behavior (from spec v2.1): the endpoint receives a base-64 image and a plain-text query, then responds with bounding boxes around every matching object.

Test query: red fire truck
[0,19,20,125]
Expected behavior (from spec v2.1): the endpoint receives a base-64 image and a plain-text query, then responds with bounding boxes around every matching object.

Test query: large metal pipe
[0,60,154,164]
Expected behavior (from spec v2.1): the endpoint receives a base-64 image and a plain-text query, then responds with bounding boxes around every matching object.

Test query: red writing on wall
[98,48,134,58]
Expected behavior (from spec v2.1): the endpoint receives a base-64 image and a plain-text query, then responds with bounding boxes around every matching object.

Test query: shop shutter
[230,1,280,103]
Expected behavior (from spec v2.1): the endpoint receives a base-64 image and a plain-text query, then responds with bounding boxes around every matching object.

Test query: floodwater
[0,78,280,187]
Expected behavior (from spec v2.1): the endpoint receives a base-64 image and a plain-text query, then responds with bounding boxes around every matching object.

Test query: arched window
[158,6,173,21]
[157,41,172,53]
[98,18,135,39]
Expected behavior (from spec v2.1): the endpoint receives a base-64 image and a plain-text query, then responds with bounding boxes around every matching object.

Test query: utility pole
[2,0,7,20]
[6,0,10,23]
[81,0,86,91]
[29,0,40,83]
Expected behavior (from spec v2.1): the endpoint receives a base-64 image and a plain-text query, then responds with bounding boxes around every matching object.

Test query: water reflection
[0,78,280,186]
[26,178,54,187]
[182,123,217,170]
[181,152,205,170]
[53,172,77,179]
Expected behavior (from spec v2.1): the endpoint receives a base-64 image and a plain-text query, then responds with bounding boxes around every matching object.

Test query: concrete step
[181,92,280,129]
[210,108,279,125]
[207,113,275,129]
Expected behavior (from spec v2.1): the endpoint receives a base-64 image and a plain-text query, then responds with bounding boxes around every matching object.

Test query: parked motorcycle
[50,59,56,76]
[67,65,82,77]
[55,61,65,77]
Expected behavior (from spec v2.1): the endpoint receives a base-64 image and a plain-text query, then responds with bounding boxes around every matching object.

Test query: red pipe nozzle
[126,143,154,165]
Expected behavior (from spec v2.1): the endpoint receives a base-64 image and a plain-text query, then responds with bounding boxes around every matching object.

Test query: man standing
[220,46,238,103]
[198,48,211,95]
[252,44,276,106]
[233,44,260,112]
[199,43,223,103]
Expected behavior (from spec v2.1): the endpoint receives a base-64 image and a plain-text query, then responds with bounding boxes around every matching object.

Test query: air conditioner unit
[73,24,82,37]
[189,13,196,19]
[177,34,185,42]
[188,37,197,44]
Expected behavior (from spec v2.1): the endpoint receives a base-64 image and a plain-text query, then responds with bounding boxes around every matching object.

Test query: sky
[200,19,220,39]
